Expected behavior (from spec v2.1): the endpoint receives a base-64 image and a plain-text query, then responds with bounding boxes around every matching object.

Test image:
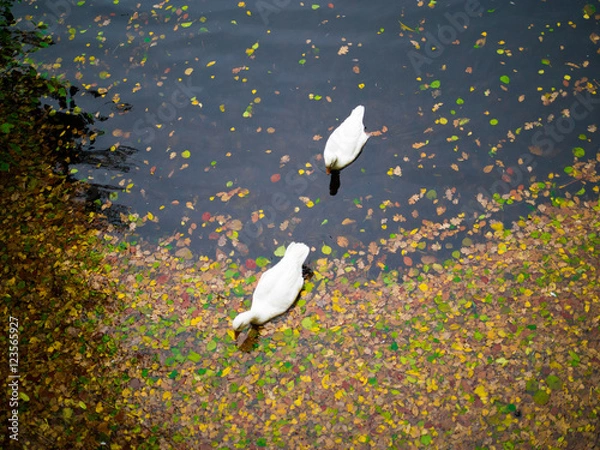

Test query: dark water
[13,0,600,263]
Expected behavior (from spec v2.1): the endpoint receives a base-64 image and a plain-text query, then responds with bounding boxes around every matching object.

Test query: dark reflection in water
[329,170,341,196]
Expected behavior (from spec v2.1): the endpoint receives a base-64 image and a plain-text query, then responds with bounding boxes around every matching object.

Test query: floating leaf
[301,317,314,329]
[255,256,270,267]
[533,389,550,405]
[187,351,201,363]
[546,375,562,390]
[500,75,510,84]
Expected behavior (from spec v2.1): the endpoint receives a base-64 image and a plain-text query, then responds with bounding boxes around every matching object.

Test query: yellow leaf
[163,391,172,400]
[358,83,365,89]
[206,60,216,67]
[474,385,488,403]
[483,165,494,173]
[490,222,503,231]
[96,402,104,413]
[221,366,231,377]
[418,283,428,292]
[321,245,332,255]
[184,67,194,75]
[321,374,331,389]
[399,21,415,31]
[191,316,202,326]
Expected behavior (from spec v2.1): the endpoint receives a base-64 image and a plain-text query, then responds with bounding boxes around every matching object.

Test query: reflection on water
[13,0,600,266]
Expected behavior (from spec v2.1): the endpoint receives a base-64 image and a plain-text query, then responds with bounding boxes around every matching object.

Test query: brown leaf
[336,236,349,248]
[368,242,379,255]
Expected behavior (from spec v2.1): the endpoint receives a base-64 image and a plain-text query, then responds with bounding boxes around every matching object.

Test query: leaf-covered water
[12,0,600,264]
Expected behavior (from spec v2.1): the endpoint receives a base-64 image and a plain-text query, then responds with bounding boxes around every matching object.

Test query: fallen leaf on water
[337,236,349,247]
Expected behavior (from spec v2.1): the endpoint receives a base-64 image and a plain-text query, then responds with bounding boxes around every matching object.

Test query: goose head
[232,311,254,337]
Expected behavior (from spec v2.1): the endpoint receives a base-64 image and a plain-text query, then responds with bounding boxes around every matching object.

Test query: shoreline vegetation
[2,3,599,449]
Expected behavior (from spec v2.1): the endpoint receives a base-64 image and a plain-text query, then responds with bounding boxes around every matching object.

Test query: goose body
[323,105,370,174]
[232,242,310,332]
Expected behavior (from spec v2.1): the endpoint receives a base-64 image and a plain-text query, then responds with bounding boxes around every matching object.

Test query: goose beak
[234,329,241,340]
[326,167,331,175]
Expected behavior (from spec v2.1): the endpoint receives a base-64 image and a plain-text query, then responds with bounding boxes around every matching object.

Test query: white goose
[323,105,371,174]
[232,242,310,333]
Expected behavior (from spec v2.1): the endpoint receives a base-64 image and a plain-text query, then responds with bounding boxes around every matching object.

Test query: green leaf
[187,351,202,363]
[274,245,286,257]
[301,317,314,330]
[1,123,14,133]
[420,434,432,445]
[546,375,562,390]
[572,147,585,158]
[255,256,270,267]
[500,75,510,84]
[430,80,441,88]
[533,389,550,405]
[206,340,217,351]
[525,379,538,393]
